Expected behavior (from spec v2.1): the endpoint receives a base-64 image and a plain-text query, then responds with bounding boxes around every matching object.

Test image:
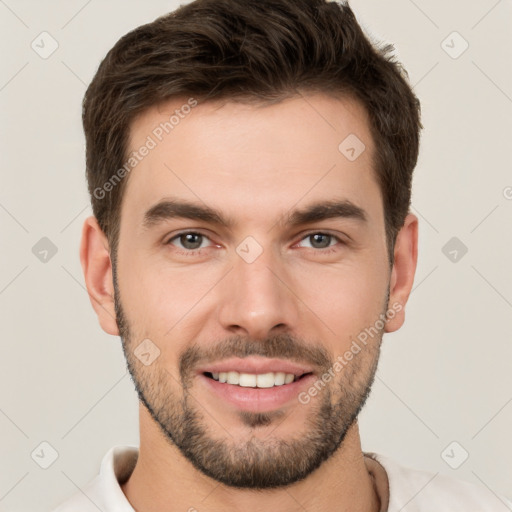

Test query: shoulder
[50,445,138,512]
[366,452,512,512]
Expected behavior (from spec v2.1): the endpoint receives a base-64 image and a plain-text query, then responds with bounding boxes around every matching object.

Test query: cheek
[291,258,388,343]
[118,249,223,337]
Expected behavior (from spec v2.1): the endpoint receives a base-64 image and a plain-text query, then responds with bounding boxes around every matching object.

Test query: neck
[121,405,382,512]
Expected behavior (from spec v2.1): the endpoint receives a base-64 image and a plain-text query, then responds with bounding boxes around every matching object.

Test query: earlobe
[79,216,119,336]
[385,213,418,333]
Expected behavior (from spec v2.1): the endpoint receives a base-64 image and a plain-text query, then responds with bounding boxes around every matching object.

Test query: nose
[217,245,300,339]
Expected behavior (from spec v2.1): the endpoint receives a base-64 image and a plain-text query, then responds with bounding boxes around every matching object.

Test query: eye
[167,231,213,251]
[296,232,342,250]
[165,230,344,254]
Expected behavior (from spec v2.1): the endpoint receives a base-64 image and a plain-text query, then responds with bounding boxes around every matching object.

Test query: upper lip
[197,357,315,377]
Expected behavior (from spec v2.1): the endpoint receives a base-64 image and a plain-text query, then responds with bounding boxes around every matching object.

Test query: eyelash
[165,230,345,255]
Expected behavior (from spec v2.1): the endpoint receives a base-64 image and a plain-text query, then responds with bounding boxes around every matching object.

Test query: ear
[385,213,418,333]
[79,216,119,335]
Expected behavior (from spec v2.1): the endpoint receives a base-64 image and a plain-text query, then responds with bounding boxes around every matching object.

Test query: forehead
[121,93,381,230]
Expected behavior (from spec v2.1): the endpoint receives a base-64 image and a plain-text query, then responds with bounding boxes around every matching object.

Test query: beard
[114,272,387,489]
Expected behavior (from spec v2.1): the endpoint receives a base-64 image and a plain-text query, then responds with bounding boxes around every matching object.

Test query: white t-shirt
[52,445,512,512]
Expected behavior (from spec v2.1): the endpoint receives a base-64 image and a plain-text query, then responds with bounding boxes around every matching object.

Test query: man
[54,0,512,510]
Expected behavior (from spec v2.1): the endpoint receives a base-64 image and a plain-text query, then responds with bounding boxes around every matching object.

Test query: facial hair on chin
[113,274,387,489]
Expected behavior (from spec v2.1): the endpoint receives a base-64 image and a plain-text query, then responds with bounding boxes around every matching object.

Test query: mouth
[196,357,318,413]
[203,370,313,388]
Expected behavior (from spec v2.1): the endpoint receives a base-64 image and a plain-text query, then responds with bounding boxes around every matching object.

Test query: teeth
[227,371,239,385]
[209,371,299,387]
[274,372,285,385]
[256,373,275,388]
[239,373,257,387]
[284,373,294,384]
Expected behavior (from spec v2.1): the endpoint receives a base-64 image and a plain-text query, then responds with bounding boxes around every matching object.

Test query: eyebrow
[141,197,367,231]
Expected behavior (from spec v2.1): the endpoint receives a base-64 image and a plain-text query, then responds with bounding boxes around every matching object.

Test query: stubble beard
[113,272,386,489]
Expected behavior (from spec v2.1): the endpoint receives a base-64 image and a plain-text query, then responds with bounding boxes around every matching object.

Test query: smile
[204,370,312,388]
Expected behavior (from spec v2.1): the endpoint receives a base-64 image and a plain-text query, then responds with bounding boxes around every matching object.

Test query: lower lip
[198,373,317,413]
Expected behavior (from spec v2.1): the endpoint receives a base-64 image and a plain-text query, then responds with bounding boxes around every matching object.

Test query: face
[113,93,393,488]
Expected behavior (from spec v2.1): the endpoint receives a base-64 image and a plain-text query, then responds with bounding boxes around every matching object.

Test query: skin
[80,92,418,512]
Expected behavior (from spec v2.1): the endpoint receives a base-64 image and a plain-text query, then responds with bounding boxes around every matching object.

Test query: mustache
[179,332,332,383]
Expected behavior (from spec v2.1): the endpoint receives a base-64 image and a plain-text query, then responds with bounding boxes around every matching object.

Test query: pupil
[182,233,202,249]
[311,233,330,248]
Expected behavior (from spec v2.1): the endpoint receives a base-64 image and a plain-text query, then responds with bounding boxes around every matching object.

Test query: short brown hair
[83,0,421,264]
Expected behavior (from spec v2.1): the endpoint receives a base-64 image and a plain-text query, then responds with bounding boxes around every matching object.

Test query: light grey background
[1,1,511,510]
